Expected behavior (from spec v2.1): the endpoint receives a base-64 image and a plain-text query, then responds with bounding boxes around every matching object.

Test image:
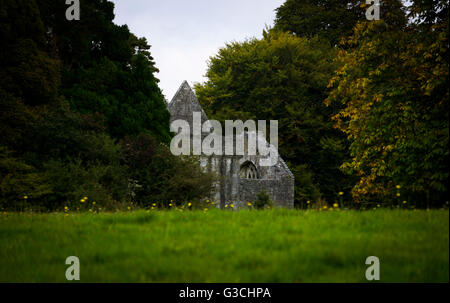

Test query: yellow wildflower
[403,201,407,204]
[333,203,339,208]
[230,204,234,208]
[338,192,344,196]
[188,202,192,207]
[396,193,401,197]
[23,195,28,199]
[396,185,401,189]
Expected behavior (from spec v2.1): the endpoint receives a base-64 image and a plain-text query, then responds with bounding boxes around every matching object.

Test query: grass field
[0,209,448,282]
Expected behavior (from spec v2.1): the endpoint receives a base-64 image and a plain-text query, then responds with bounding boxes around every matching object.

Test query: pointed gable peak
[181,80,190,89]
[170,80,193,105]
[168,80,208,123]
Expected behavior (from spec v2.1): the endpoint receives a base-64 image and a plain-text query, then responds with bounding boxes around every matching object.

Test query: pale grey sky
[111,0,284,101]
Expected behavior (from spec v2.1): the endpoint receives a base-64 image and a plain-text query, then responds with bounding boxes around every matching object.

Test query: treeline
[195,0,448,208]
[0,0,215,211]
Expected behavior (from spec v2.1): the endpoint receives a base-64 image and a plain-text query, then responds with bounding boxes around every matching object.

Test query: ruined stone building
[167,81,294,208]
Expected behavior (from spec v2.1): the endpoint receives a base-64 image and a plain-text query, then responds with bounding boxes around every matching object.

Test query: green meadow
[0,209,448,283]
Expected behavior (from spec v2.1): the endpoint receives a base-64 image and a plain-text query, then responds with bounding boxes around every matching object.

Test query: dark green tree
[0,0,212,209]
[274,0,406,45]
[36,0,171,142]
[0,0,61,107]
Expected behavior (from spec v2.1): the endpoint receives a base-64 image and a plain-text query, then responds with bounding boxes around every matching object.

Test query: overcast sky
[110,0,284,101]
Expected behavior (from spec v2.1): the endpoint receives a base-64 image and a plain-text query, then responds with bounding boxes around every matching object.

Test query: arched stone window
[240,161,258,179]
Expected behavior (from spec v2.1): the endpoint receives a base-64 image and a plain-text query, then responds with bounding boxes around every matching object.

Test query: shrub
[122,133,218,207]
[254,191,273,209]
[0,147,52,210]
[43,158,128,210]
[20,108,130,210]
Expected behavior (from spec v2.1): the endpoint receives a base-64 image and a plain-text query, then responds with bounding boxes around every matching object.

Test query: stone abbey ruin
[168,81,294,208]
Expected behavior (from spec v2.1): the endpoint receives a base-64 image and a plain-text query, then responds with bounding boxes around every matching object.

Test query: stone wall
[238,179,295,208]
[202,154,294,209]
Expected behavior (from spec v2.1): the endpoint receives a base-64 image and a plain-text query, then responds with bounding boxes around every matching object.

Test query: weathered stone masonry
[168,81,294,208]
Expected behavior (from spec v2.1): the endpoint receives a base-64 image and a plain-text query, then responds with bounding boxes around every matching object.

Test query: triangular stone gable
[168,81,208,129]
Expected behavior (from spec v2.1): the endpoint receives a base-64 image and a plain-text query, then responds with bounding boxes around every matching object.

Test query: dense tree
[195,31,354,205]
[34,0,171,142]
[0,0,214,210]
[0,0,61,107]
[0,146,52,210]
[274,0,406,45]
[408,0,449,26]
[325,1,448,207]
[275,0,364,45]
[121,134,217,207]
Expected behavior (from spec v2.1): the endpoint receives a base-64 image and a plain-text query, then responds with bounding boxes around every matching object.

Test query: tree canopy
[196,0,448,207]
[326,0,449,206]
[274,0,406,45]
[0,0,215,210]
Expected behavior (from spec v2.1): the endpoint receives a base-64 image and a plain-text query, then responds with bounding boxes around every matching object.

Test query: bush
[122,133,218,207]
[254,191,273,209]
[43,158,128,210]
[0,147,52,210]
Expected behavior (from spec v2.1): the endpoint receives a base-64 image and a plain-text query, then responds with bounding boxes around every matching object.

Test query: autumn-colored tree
[325,2,448,207]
